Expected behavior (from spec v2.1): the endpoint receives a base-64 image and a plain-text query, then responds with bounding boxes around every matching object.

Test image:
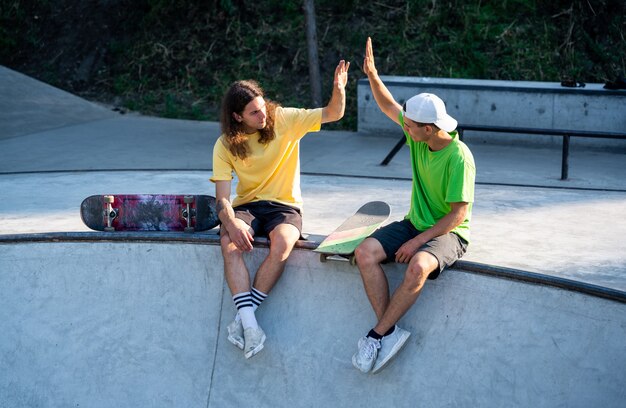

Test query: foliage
[1,0,624,130]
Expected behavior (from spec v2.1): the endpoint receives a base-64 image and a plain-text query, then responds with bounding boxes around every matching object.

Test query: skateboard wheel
[104,195,114,203]
[319,254,327,263]
[184,227,194,233]
[104,226,115,232]
[184,196,194,204]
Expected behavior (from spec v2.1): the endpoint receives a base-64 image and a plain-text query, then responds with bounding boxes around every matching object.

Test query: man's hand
[334,59,350,91]
[215,180,253,251]
[395,236,426,263]
[363,37,378,78]
[225,220,254,252]
[395,202,469,263]
[322,60,349,123]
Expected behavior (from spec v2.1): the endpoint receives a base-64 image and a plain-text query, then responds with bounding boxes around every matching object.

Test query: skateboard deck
[314,201,390,264]
[80,194,219,232]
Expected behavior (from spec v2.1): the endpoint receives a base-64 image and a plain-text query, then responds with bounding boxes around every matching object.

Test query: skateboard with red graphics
[314,201,390,265]
[80,194,219,232]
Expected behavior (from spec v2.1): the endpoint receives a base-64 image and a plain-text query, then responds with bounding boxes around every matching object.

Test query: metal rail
[380,125,626,180]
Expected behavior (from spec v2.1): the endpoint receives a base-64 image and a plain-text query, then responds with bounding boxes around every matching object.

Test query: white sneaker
[351,336,381,373]
[244,326,266,359]
[227,318,244,350]
[372,326,411,374]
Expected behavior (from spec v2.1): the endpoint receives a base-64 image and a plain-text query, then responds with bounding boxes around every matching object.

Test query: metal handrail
[380,124,626,180]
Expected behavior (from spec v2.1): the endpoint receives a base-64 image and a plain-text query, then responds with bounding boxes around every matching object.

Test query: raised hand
[363,37,378,77]
[334,59,350,90]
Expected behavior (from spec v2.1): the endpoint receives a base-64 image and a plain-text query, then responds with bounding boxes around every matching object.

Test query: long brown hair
[219,80,278,160]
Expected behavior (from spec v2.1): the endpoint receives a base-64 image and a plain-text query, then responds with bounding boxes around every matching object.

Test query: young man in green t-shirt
[352,37,476,374]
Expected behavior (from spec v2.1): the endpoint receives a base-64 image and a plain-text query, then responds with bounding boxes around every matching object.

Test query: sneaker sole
[372,331,410,374]
[244,333,266,359]
[227,333,244,350]
[351,353,374,373]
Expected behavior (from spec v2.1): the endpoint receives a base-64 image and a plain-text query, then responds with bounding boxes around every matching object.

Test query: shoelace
[361,338,380,359]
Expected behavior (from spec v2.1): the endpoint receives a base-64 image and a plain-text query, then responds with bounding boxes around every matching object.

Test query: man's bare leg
[354,237,391,321]
[353,240,439,372]
[220,220,257,352]
[253,223,300,293]
[220,219,254,295]
[373,251,438,335]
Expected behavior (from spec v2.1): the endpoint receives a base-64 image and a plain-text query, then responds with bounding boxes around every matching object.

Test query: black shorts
[369,219,468,279]
[232,200,302,237]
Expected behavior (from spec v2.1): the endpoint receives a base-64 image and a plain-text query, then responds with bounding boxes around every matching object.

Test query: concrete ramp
[1,240,625,407]
[0,66,116,140]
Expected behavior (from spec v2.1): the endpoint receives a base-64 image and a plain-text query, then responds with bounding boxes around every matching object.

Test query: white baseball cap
[403,93,457,132]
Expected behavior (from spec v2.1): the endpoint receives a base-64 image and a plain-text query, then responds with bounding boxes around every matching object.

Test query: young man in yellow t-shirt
[211,60,349,359]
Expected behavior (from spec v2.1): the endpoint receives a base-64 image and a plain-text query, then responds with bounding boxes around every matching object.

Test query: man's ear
[232,112,242,122]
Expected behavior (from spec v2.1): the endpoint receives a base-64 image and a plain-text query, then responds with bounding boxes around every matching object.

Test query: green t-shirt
[400,114,476,243]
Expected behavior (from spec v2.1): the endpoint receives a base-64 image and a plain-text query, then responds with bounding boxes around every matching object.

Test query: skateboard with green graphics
[314,201,390,265]
[80,194,219,232]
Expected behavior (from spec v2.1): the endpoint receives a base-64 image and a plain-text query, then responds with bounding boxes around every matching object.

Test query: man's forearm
[216,198,236,229]
[415,205,468,244]
[367,72,400,122]
[324,85,346,122]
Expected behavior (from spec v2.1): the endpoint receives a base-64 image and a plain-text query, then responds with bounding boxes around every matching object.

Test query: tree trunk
[303,0,322,107]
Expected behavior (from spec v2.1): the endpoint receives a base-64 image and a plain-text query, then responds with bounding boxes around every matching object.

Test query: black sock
[384,326,395,337]
[367,329,383,340]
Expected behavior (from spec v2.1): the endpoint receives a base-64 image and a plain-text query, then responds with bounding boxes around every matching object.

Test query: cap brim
[435,115,457,133]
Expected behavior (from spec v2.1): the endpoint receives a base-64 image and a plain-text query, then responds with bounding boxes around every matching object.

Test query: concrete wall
[357,77,626,148]
[1,240,625,407]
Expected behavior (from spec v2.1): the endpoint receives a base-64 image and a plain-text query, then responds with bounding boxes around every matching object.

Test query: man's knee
[405,252,438,289]
[354,238,386,267]
[220,234,241,256]
[268,224,299,260]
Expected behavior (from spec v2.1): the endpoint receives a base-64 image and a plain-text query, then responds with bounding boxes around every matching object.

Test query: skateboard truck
[182,195,195,233]
[103,195,118,232]
[320,253,357,266]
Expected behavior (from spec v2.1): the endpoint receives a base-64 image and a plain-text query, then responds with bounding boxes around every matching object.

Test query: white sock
[232,292,258,330]
[238,307,258,330]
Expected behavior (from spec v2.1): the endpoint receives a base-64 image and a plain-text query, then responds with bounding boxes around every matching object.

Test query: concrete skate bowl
[1,233,625,408]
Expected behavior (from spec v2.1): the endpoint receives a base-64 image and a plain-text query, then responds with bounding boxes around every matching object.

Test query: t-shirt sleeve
[446,157,475,203]
[398,111,411,145]
[209,138,234,183]
[276,107,323,140]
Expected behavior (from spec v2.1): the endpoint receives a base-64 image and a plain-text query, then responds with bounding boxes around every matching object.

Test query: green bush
[1,0,624,129]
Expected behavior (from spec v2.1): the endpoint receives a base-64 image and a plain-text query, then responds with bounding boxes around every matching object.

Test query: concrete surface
[1,241,625,408]
[1,171,625,292]
[1,65,625,291]
[0,67,117,141]
[1,64,626,406]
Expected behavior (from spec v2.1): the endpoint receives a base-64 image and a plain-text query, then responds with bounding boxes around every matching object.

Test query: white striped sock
[251,287,268,311]
[233,292,257,330]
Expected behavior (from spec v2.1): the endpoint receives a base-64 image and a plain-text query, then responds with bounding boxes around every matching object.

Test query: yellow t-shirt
[210,106,322,209]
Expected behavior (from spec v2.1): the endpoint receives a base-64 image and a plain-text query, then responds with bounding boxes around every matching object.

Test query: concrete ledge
[358,77,626,149]
[2,232,624,303]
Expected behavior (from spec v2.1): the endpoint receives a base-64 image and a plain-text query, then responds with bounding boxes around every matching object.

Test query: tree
[303,0,322,107]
